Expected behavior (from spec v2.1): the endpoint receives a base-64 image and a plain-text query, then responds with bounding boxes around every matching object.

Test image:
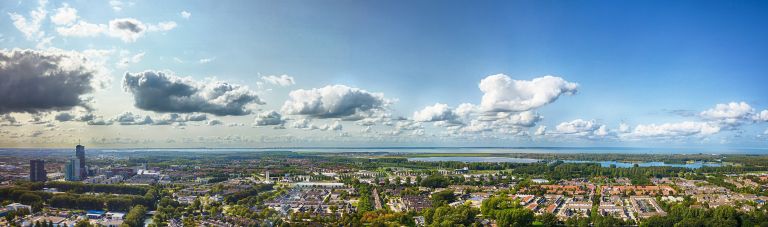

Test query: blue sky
[1,0,767,148]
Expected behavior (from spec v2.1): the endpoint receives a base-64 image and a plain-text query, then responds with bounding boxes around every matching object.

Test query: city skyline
[1,0,768,148]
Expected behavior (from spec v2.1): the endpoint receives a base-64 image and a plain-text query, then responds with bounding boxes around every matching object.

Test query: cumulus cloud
[758,110,768,122]
[291,118,313,129]
[320,120,343,131]
[0,49,102,114]
[199,57,215,64]
[550,119,613,139]
[111,112,153,125]
[152,113,207,125]
[180,11,191,19]
[86,117,112,125]
[413,103,460,123]
[479,74,578,112]
[628,121,720,139]
[50,3,77,25]
[700,101,754,125]
[254,110,285,126]
[8,0,47,40]
[261,74,295,86]
[123,71,263,116]
[281,85,390,118]
[502,111,541,127]
[455,103,477,119]
[555,119,601,135]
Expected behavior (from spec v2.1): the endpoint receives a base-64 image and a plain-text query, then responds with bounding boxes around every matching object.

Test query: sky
[1,0,768,148]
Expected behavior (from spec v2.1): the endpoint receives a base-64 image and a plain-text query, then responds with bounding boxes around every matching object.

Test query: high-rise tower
[75,144,86,177]
[29,159,46,182]
[65,158,81,181]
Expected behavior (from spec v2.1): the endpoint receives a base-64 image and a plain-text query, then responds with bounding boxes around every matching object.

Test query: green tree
[496,208,534,227]
[430,189,456,206]
[537,213,559,227]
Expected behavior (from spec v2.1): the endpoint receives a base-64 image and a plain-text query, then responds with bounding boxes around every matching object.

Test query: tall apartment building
[29,159,47,182]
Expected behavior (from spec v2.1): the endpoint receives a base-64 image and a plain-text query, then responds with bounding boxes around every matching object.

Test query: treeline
[509,163,691,183]
[26,181,150,195]
[0,187,157,212]
[222,184,273,204]
[640,204,768,227]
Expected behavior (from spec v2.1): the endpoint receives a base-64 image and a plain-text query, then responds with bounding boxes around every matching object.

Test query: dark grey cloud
[0,49,97,114]
[281,85,389,118]
[54,112,75,122]
[113,19,143,33]
[123,71,264,116]
[55,112,96,122]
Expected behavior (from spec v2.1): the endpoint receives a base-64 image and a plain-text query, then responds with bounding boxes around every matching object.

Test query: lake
[407,157,540,163]
[406,156,722,169]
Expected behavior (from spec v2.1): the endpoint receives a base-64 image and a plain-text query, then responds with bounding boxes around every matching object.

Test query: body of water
[408,157,540,163]
[406,156,722,169]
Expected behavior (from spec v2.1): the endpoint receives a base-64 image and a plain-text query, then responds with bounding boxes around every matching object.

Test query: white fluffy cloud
[555,119,601,135]
[700,101,754,123]
[261,74,295,86]
[629,121,720,138]
[455,103,477,119]
[479,74,578,112]
[50,3,77,25]
[254,110,285,126]
[180,11,191,19]
[413,103,460,123]
[755,110,768,122]
[503,111,541,127]
[123,71,263,116]
[320,120,343,131]
[291,118,313,129]
[282,85,389,118]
